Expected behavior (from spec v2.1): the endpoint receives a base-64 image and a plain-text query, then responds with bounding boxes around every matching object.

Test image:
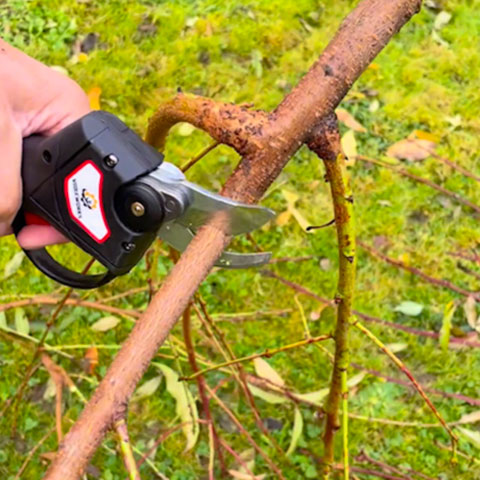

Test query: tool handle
[14,111,164,289]
[13,136,116,289]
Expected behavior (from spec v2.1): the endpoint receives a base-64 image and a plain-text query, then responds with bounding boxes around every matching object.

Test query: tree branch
[43,1,422,478]
[307,115,356,478]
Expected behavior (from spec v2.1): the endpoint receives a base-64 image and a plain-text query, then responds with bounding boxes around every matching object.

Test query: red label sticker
[64,161,110,243]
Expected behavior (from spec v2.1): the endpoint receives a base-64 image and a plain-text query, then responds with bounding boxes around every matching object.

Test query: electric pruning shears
[13,111,275,289]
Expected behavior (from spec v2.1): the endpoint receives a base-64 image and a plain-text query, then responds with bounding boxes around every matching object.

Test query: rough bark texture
[44,1,422,478]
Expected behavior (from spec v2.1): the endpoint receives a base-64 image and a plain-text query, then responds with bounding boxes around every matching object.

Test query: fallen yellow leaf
[275,210,292,227]
[336,108,367,133]
[279,190,311,231]
[77,52,88,63]
[411,130,440,143]
[341,129,358,166]
[87,86,102,110]
[386,138,436,162]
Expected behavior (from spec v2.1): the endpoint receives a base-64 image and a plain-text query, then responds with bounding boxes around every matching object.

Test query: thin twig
[196,296,287,458]
[269,255,316,264]
[115,419,141,480]
[349,413,471,429]
[448,249,480,265]
[0,296,141,318]
[351,363,480,407]
[218,438,258,480]
[358,240,480,301]
[261,269,480,349]
[353,320,458,453]
[356,450,436,480]
[182,334,331,381]
[435,441,480,466]
[181,141,220,172]
[11,259,94,436]
[358,155,480,214]
[182,305,225,474]
[97,287,149,304]
[205,383,286,480]
[14,426,56,480]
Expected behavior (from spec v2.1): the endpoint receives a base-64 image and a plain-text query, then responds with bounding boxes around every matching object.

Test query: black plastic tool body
[15,111,165,289]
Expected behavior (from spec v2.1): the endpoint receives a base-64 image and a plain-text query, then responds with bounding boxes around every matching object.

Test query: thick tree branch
[44,1,422,478]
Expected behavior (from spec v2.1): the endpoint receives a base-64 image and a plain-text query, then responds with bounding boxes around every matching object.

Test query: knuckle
[63,78,90,108]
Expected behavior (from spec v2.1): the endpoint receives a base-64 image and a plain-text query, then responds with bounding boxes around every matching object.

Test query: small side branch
[182,305,224,476]
[308,115,356,479]
[358,155,480,215]
[353,320,458,453]
[358,239,480,300]
[146,93,267,156]
[115,419,141,480]
[182,334,331,381]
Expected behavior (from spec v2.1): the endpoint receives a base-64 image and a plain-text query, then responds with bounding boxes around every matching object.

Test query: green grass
[1,0,480,478]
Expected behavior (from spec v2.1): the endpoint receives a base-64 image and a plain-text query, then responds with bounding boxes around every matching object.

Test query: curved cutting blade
[147,162,275,235]
[145,162,274,268]
[158,222,272,268]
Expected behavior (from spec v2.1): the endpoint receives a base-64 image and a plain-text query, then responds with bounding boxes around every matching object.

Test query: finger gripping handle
[16,111,165,289]
[13,212,116,289]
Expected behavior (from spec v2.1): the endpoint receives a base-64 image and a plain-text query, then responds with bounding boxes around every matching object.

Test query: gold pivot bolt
[131,202,146,217]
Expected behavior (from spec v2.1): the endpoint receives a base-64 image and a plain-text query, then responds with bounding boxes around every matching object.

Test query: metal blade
[158,222,272,268]
[143,162,274,268]
[147,163,275,236]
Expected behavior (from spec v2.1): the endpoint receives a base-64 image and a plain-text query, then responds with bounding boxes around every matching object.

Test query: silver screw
[131,201,145,217]
[122,242,135,252]
[104,154,119,168]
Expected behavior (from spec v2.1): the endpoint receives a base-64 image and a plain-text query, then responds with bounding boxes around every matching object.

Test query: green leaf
[295,373,365,406]
[295,388,329,406]
[247,383,288,404]
[251,49,263,78]
[393,301,423,317]
[177,122,196,136]
[157,364,199,451]
[347,372,366,389]
[132,376,162,400]
[457,427,480,450]
[434,11,452,30]
[253,357,285,387]
[90,316,120,332]
[43,377,57,400]
[3,251,25,279]
[14,308,29,336]
[458,410,480,425]
[440,300,456,351]
[341,129,358,164]
[385,343,408,353]
[0,312,7,330]
[286,407,303,456]
[464,296,480,332]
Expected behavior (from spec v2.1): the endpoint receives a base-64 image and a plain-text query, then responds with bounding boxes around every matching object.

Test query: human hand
[0,39,90,249]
